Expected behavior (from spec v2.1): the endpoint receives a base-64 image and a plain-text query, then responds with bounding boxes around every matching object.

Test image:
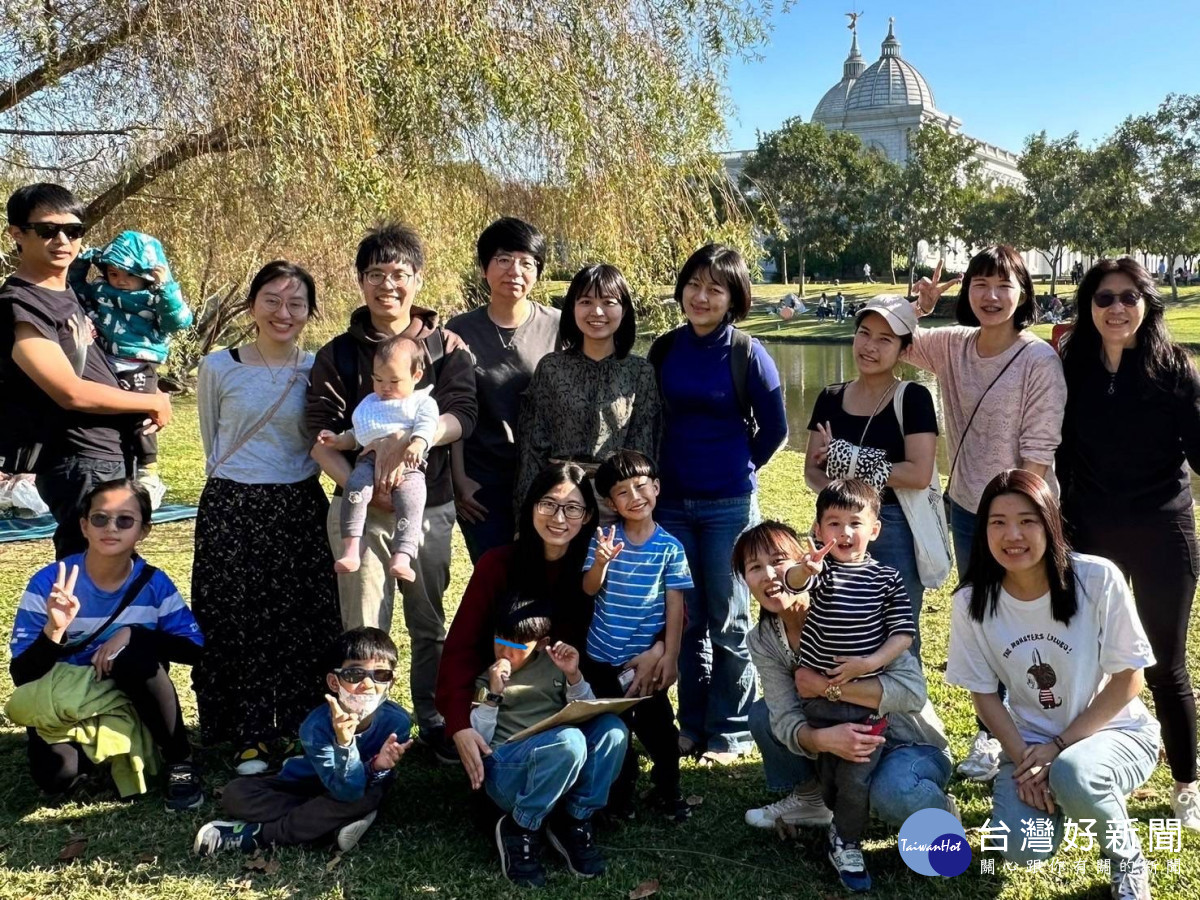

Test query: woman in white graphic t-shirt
[946,469,1159,900]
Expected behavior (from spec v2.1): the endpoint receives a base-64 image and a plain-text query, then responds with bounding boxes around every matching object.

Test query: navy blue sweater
[657,323,787,500]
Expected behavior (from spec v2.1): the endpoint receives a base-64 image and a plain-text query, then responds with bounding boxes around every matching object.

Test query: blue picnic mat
[0,504,198,544]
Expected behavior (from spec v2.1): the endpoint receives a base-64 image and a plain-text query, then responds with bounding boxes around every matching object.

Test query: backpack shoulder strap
[647,328,676,375]
[892,380,909,432]
[729,327,754,425]
[331,332,361,406]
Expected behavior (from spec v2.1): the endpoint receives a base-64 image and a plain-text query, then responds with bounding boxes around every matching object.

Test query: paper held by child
[505,697,644,744]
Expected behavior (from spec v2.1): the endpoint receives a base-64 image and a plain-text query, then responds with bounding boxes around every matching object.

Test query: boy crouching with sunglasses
[195,627,412,855]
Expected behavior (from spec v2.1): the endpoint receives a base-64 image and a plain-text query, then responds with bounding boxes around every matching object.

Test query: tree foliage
[1,0,773,377]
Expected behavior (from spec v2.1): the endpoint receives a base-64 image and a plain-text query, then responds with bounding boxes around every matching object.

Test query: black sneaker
[165,761,204,812]
[417,725,460,766]
[193,820,262,855]
[546,809,606,877]
[495,815,546,887]
[647,786,692,823]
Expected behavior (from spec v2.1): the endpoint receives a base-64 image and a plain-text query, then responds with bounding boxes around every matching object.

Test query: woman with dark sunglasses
[1058,257,1200,831]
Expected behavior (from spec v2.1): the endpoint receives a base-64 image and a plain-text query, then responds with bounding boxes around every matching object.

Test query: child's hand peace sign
[44,561,81,642]
[326,693,361,748]
[371,732,414,772]
[791,536,834,581]
[594,526,624,564]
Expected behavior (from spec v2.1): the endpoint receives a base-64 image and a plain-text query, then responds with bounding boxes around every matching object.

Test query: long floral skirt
[191,476,342,746]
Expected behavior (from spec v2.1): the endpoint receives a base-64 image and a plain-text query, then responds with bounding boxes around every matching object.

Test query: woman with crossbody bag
[191,261,341,776]
[805,297,942,658]
[908,247,1067,781]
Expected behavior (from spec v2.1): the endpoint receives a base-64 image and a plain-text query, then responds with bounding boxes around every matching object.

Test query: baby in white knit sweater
[318,336,439,581]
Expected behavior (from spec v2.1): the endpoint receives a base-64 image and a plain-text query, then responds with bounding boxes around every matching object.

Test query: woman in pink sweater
[907,245,1067,781]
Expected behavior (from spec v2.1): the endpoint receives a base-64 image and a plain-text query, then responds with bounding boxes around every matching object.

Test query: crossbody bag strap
[946,341,1031,493]
[213,362,304,472]
[60,561,159,654]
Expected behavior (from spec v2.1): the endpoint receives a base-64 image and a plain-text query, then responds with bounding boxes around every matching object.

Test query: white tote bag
[890,382,952,588]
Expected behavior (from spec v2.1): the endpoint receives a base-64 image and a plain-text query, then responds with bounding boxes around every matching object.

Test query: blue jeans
[483,715,628,830]
[749,699,816,792]
[872,503,925,659]
[751,700,952,822]
[657,493,759,753]
[989,725,1158,866]
[945,495,977,582]
[457,475,517,565]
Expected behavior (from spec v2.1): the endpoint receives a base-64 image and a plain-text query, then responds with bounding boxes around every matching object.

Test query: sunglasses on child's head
[334,667,395,685]
[22,221,87,241]
[87,512,141,530]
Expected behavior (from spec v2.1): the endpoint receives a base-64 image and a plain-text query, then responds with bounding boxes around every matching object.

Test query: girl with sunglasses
[1058,257,1200,831]
[7,478,205,811]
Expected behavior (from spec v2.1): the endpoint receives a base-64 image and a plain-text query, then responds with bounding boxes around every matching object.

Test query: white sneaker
[1171,785,1200,831]
[336,810,378,852]
[946,793,962,823]
[957,730,1001,782]
[1111,861,1151,900]
[137,470,168,511]
[745,786,833,829]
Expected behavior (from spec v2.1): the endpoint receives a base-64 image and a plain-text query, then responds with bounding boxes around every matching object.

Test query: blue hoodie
[71,231,193,364]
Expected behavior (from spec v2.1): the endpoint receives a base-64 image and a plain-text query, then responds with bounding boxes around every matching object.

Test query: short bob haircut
[961,468,1077,625]
[246,260,318,316]
[674,243,753,324]
[956,245,1037,330]
[356,222,424,276]
[6,182,86,226]
[80,478,152,528]
[594,449,656,499]
[731,520,807,579]
[815,478,881,521]
[477,217,546,275]
[558,263,638,358]
[326,626,398,671]
[1062,256,1192,389]
[375,334,424,374]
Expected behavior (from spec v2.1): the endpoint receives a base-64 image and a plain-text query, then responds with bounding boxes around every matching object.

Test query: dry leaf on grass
[629,878,660,899]
[326,853,344,873]
[57,836,87,861]
[685,795,704,807]
[244,855,281,874]
[136,852,157,865]
[773,818,799,841]
[1131,788,1158,801]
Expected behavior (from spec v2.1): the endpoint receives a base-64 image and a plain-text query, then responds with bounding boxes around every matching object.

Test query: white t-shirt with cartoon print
[946,553,1158,745]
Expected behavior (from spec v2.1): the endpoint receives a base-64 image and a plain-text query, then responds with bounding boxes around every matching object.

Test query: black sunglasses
[22,221,87,241]
[334,667,395,685]
[87,512,141,530]
[1093,290,1142,309]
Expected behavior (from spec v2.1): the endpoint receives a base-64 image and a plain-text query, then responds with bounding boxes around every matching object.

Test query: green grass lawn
[0,400,1197,898]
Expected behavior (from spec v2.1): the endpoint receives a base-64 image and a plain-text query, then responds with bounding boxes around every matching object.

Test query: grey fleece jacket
[748,615,951,761]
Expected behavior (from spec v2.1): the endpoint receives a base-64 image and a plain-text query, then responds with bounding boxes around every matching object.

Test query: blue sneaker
[827,825,871,892]
[193,820,262,856]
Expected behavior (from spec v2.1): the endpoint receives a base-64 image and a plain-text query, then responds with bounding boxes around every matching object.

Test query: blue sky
[722,0,1199,153]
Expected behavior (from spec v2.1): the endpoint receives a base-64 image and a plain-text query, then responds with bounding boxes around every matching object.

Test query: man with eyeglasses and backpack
[0,183,173,558]
[307,223,477,766]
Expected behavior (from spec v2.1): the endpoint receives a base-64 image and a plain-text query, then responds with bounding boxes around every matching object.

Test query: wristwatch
[824,683,842,702]
[474,686,504,705]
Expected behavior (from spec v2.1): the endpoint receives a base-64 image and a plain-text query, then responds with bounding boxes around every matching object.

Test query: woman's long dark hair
[1061,257,1193,390]
[961,469,1077,625]
[509,462,598,597]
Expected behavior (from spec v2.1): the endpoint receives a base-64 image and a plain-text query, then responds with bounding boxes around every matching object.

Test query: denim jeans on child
[483,715,628,831]
[988,724,1159,866]
[656,493,759,754]
[871,503,924,658]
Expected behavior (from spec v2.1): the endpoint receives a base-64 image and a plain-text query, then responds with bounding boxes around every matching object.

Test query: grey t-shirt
[446,302,561,484]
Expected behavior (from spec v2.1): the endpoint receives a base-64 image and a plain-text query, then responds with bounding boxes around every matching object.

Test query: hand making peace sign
[594,526,625,564]
[792,535,836,582]
[44,561,81,642]
[912,258,963,317]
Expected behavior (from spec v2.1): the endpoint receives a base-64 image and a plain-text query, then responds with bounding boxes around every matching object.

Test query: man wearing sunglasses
[1,183,173,558]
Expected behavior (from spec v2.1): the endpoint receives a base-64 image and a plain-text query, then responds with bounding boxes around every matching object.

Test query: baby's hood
[88,231,173,280]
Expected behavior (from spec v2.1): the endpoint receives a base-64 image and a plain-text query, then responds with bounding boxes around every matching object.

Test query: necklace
[254,343,299,383]
[1108,371,1117,396]
[495,325,518,352]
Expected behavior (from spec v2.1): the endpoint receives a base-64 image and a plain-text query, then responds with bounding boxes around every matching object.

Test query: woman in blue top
[649,244,788,760]
[7,478,205,811]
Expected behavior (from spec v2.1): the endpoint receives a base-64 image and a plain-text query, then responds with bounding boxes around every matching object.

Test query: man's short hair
[476,217,546,274]
[6,183,86,226]
[356,222,424,276]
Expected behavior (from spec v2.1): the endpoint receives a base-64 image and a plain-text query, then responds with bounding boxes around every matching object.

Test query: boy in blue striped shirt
[582,450,691,821]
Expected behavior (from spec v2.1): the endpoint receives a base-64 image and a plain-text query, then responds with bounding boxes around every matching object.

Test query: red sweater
[436,544,593,735]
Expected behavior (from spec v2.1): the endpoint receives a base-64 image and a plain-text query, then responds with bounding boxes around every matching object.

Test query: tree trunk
[1049,249,1060,298]
[906,240,919,294]
[780,245,788,285]
[888,241,897,286]
[798,238,806,298]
